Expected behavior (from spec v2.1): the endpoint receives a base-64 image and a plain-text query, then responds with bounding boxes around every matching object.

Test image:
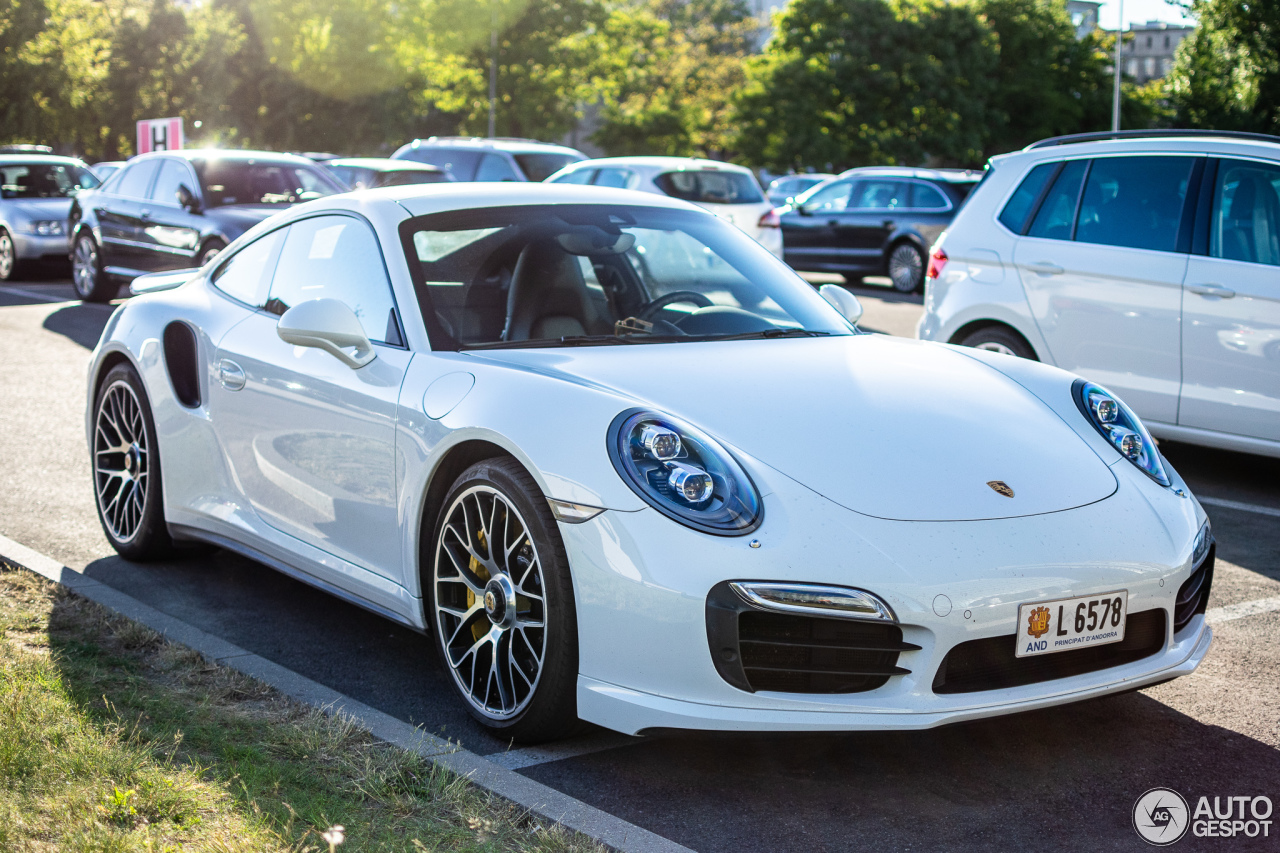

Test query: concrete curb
[0,533,693,853]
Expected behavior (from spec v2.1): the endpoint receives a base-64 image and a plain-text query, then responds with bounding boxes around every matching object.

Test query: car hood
[3,197,73,220]
[469,335,1118,522]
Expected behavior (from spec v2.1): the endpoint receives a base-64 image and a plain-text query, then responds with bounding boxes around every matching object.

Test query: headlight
[22,220,64,235]
[1073,379,1170,486]
[608,409,762,535]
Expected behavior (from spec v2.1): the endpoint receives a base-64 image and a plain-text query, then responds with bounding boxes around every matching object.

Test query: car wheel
[0,228,16,281]
[72,233,117,302]
[959,325,1037,360]
[92,364,174,560]
[887,242,925,293]
[431,457,579,743]
[196,239,226,267]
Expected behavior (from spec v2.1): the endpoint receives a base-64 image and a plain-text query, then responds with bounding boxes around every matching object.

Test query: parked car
[766,173,835,207]
[780,166,982,292]
[919,129,1280,460]
[0,154,100,280]
[391,137,585,183]
[88,181,1212,743]
[68,149,346,301]
[325,157,452,190]
[546,156,783,258]
[91,160,127,182]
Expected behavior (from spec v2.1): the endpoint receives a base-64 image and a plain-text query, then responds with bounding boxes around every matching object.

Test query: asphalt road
[2,276,1278,852]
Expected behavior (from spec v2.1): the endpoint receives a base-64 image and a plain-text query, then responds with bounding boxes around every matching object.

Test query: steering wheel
[636,291,713,323]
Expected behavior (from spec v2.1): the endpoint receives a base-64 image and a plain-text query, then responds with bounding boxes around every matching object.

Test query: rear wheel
[72,233,117,302]
[92,364,173,560]
[430,458,579,743]
[196,239,226,267]
[887,242,925,293]
[0,229,16,281]
[959,325,1037,360]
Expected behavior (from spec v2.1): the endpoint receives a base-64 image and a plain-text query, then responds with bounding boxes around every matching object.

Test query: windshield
[402,204,852,350]
[654,170,764,204]
[514,152,584,182]
[0,162,99,199]
[192,158,344,206]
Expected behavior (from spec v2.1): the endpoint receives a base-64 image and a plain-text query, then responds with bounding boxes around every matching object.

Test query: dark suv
[68,149,345,301]
[780,166,981,292]
[391,137,585,183]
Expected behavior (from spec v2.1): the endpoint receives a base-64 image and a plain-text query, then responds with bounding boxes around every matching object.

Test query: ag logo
[1133,788,1190,845]
[1027,606,1051,639]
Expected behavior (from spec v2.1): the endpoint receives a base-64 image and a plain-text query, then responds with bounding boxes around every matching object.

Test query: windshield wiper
[461,334,688,350]
[696,328,839,341]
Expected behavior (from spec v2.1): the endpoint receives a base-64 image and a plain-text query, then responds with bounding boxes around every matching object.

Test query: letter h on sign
[136,118,184,155]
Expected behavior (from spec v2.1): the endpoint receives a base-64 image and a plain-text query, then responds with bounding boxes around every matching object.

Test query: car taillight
[926,247,948,280]
[758,209,781,228]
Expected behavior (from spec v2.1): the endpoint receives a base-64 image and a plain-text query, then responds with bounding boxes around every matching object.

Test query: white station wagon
[920,130,1280,460]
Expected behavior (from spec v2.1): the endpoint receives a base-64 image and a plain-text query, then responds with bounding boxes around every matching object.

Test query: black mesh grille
[1174,545,1214,634]
[705,582,917,695]
[933,608,1166,694]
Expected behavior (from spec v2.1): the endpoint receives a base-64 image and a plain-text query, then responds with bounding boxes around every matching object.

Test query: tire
[92,364,174,560]
[430,457,579,743]
[840,273,864,286]
[196,239,226,267]
[959,325,1037,360]
[887,241,925,293]
[72,233,118,302]
[0,228,16,281]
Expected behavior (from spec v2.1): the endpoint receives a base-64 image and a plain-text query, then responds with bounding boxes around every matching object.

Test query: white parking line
[1198,496,1280,519]
[488,730,642,770]
[0,285,72,303]
[1205,597,1280,625]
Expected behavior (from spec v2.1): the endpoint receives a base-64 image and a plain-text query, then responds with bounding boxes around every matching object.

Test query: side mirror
[276,298,376,368]
[819,284,863,327]
[177,183,200,213]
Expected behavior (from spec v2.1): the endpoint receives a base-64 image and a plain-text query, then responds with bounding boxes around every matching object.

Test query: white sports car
[86,184,1214,743]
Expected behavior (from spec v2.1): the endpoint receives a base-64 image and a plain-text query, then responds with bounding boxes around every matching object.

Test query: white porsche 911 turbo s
[86,183,1214,743]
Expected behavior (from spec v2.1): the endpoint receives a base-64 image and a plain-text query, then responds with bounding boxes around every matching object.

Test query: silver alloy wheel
[0,231,14,280]
[72,236,98,298]
[974,341,1016,356]
[198,244,223,266]
[434,485,547,719]
[94,379,149,543]
[888,243,923,292]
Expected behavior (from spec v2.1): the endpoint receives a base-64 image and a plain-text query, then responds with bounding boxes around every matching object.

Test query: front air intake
[1174,543,1214,634]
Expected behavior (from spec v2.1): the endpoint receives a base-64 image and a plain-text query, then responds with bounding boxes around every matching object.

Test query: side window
[149,159,193,206]
[549,169,593,185]
[1027,160,1088,240]
[267,215,401,345]
[474,153,520,182]
[1210,159,1280,266]
[593,168,633,189]
[1075,156,1195,252]
[910,183,950,210]
[998,162,1057,233]
[115,161,160,199]
[211,228,286,307]
[801,180,853,213]
[850,180,906,210]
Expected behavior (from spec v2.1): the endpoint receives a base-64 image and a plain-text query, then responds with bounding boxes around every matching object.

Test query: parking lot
[2,274,1278,852]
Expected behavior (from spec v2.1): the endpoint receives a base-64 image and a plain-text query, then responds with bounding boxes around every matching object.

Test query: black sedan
[68,150,345,301]
[780,167,980,292]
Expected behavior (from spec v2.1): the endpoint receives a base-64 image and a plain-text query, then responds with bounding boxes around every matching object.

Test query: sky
[1098,0,1196,29]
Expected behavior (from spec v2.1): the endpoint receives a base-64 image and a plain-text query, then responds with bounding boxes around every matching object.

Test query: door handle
[218,359,245,391]
[1188,284,1236,299]
[1026,261,1064,276]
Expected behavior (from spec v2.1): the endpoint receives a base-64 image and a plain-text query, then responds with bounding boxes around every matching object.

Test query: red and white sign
[136,117,184,154]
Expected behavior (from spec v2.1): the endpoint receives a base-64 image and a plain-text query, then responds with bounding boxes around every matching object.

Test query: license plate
[1015,590,1128,658]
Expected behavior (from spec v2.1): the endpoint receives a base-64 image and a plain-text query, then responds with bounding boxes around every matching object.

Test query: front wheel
[92,364,173,560]
[72,233,117,302]
[887,242,925,293]
[0,229,16,281]
[959,325,1037,360]
[430,458,579,743]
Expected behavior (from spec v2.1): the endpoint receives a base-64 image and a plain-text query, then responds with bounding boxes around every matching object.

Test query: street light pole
[488,0,497,138]
[1111,0,1124,132]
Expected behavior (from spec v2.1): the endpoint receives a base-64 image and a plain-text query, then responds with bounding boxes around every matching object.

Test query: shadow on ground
[43,302,113,349]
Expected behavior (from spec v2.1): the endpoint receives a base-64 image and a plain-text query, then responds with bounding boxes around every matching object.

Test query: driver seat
[502,241,608,341]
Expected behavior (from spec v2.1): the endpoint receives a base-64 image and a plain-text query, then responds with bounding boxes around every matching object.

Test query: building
[1120,20,1195,84]
[1066,0,1101,41]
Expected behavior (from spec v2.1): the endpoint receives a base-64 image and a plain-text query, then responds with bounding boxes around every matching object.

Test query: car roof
[400,137,584,156]
[560,156,755,174]
[991,134,1280,170]
[0,154,92,167]
[327,157,443,172]
[835,165,982,182]
[133,149,319,165]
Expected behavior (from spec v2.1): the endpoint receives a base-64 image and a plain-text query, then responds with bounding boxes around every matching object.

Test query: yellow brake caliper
[468,530,491,642]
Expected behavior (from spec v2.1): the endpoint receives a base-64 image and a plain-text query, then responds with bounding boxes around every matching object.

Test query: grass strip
[0,561,605,853]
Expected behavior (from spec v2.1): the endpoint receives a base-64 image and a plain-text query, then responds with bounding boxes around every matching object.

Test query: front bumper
[12,231,71,261]
[559,454,1208,735]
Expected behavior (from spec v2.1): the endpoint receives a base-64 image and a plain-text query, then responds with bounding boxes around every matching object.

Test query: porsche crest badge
[987,480,1015,498]
[1027,605,1051,639]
